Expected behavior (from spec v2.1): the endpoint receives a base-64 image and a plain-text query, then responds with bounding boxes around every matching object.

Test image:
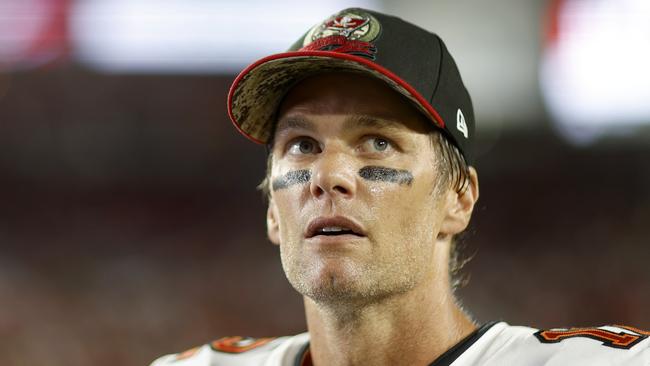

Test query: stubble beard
[280,241,422,311]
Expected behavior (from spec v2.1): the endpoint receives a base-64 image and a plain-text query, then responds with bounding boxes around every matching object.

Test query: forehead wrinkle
[343,114,408,133]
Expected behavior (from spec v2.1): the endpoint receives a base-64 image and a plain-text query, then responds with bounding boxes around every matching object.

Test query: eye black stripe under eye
[272,170,311,191]
[358,166,413,186]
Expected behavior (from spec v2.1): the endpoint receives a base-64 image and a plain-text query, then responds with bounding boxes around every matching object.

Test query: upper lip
[306,216,366,238]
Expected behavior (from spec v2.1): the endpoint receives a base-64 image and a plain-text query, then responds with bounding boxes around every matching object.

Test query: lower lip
[306,234,366,245]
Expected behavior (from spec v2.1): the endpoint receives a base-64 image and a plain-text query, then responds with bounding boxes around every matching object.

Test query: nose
[310,150,357,200]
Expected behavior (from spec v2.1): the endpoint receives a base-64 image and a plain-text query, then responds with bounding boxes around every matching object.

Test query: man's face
[267,72,453,306]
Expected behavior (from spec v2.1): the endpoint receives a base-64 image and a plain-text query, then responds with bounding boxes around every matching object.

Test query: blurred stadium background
[1,0,650,365]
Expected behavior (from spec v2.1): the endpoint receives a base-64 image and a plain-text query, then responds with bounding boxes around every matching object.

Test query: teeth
[320,226,346,233]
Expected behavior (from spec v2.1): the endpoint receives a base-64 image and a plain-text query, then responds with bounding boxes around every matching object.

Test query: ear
[266,198,280,246]
[439,167,479,236]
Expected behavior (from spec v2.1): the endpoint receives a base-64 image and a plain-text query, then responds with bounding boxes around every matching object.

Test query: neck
[303,264,476,366]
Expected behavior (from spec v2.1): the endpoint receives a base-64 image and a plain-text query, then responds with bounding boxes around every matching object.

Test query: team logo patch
[534,325,650,349]
[301,9,381,59]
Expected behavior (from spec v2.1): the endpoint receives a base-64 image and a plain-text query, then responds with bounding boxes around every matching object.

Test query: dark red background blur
[1,66,649,365]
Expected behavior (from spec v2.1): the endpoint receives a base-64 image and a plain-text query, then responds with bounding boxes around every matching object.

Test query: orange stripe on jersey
[210,336,275,353]
[175,346,200,361]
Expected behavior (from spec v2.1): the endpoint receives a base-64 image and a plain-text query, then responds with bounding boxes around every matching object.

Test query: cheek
[401,199,438,241]
[371,176,440,242]
[273,193,305,241]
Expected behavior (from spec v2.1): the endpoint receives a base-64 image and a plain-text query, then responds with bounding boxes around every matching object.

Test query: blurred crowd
[0,68,649,366]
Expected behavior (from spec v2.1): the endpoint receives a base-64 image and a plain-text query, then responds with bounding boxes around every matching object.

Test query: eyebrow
[274,114,405,137]
[342,115,405,132]
[274,116,315,137]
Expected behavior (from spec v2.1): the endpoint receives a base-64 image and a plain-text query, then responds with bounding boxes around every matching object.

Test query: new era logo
[456,109,468,138]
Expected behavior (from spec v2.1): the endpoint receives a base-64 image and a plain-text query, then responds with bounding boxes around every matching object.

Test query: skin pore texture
[265,72,480,366]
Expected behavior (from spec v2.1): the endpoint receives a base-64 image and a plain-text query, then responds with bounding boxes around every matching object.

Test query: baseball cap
[227,8,475,163]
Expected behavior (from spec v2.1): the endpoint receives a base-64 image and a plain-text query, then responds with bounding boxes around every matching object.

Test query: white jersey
[151,322,650,366]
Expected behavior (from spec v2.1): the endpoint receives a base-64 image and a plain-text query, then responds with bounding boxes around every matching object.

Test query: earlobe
[266,199,281,246]
[439,167,479,235]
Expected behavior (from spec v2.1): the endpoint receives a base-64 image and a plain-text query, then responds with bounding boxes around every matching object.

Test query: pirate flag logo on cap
[300,9,382,59]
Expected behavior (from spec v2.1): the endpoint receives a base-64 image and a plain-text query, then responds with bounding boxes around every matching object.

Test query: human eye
[287,137,321,155]
[359,136,395,154]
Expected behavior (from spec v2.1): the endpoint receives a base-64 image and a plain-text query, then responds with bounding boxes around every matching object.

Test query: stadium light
[540,0,650,144]
[70,0,380,74]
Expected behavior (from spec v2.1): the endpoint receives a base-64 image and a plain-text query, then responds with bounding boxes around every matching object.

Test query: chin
[288,259,365,301]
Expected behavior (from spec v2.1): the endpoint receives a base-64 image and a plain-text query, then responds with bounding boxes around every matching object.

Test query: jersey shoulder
[455,322,650,366]
[150,333,310,366]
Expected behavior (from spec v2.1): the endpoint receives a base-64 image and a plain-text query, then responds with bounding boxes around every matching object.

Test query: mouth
[306,216,366,239]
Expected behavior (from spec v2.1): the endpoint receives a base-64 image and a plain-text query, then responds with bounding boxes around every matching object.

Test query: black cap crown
[228,8,475,163]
